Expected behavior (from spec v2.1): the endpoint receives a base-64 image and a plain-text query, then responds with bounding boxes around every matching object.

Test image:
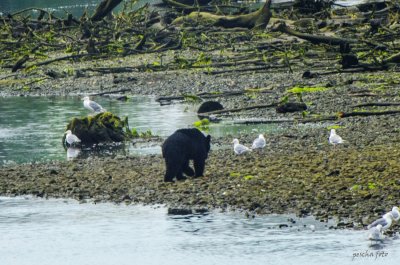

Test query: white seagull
[368,212,395,231]
[83,96,106,113]
[251,134,266,149]
[67,147,81,160]
[232,139,251,155]
[329,129,344,147]
[391,206,400,220]
[65,130,81,147]
[368,224,385,243]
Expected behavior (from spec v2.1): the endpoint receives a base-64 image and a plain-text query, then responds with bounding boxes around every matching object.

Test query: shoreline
[1,128,399,231]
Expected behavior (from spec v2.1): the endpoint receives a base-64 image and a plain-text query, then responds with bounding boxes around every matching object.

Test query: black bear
[162,128,211,182]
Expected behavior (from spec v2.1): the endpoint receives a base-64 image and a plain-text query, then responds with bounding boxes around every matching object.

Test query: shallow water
[0,0,102,17]
[0,196,398,265]
[0,96,281,165]
[0,96,195,165]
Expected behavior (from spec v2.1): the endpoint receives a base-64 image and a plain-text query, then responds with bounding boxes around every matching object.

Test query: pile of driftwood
[1,0,400,75]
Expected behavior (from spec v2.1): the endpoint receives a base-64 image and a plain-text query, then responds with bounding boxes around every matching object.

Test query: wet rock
[167,208,193,215]
[45,69,67,79]
[340,54,359,69]
[113,76,137,84]
[49,169,58,175]
[194,208,209,214]
[197,101,224,118]
[276,102,307,113]
[116,95,128,101]
[302,70,319,79]
[62,112,132,146]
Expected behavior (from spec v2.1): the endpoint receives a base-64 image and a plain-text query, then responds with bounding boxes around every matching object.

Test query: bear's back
[175,128,206,139]
[162,128,210,158]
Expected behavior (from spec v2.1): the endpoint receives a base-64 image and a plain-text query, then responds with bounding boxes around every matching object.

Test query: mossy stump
[62,112,131,147]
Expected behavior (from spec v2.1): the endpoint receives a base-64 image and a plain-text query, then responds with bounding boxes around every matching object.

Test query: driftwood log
[352,102,400,108]
[271,21,357,46]
[172,0,272,29]
[156,89,273,102]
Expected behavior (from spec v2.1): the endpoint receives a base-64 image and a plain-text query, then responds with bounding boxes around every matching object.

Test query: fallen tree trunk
[339,110,400,118]
[382,51,400,64]
[352,102,400,108]
[91,0,123,22]
[234,119,294,124]
[156,89,273,102]
[199,103,278,117]
[89,88,131,96]
[172,0,272,29]
[222,109,400,125]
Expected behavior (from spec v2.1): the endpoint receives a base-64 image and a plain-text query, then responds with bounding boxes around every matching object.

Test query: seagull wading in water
[232,139,251,155]
[83,96,106,113]
[251,134,266,149]
[368,224,384,243]
[329,129,344,147]
[65,130,81,147]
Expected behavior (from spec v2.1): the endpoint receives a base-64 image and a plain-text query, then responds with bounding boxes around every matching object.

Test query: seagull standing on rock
[329,129,344,147]
[83,96,106,113]
[65,130,81,147]
[390,206,400,221]
[251,134,266,149]
[232,139,251,155]
[368,212,395,231]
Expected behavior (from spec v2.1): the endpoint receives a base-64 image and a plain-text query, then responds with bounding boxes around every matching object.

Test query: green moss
[193,118,210,132]
[327,125,344,130]
[229,172,241,177]
[243,175,255,181]
[286,86,327,94]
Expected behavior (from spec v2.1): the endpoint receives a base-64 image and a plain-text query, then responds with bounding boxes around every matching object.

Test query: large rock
[62,112,131,147]
[276,102,308,113]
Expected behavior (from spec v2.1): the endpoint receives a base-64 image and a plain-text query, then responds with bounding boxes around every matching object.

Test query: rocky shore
[0,115,400,231]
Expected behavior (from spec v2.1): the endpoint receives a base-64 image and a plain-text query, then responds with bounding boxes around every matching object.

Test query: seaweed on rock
[62,112,132,147]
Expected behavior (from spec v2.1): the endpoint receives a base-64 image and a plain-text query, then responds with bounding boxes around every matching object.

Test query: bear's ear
[206,135,211,142]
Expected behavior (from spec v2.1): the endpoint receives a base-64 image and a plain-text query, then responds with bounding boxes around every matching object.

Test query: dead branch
[352,102,400,108]
[199,103,277,117]
[339,110,400,118]
[89,88,131,96]
[271,21,357,46]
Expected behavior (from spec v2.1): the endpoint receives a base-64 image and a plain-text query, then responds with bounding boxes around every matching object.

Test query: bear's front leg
[164,160,178,182]
[193,160,205,178]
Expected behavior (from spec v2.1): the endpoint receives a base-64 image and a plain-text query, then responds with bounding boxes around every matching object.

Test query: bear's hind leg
[175,158,187,181]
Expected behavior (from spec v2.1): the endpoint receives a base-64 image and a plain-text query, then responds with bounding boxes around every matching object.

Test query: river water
[0,196,399,265]
[0,0,381,17]
[0,96,280,165]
